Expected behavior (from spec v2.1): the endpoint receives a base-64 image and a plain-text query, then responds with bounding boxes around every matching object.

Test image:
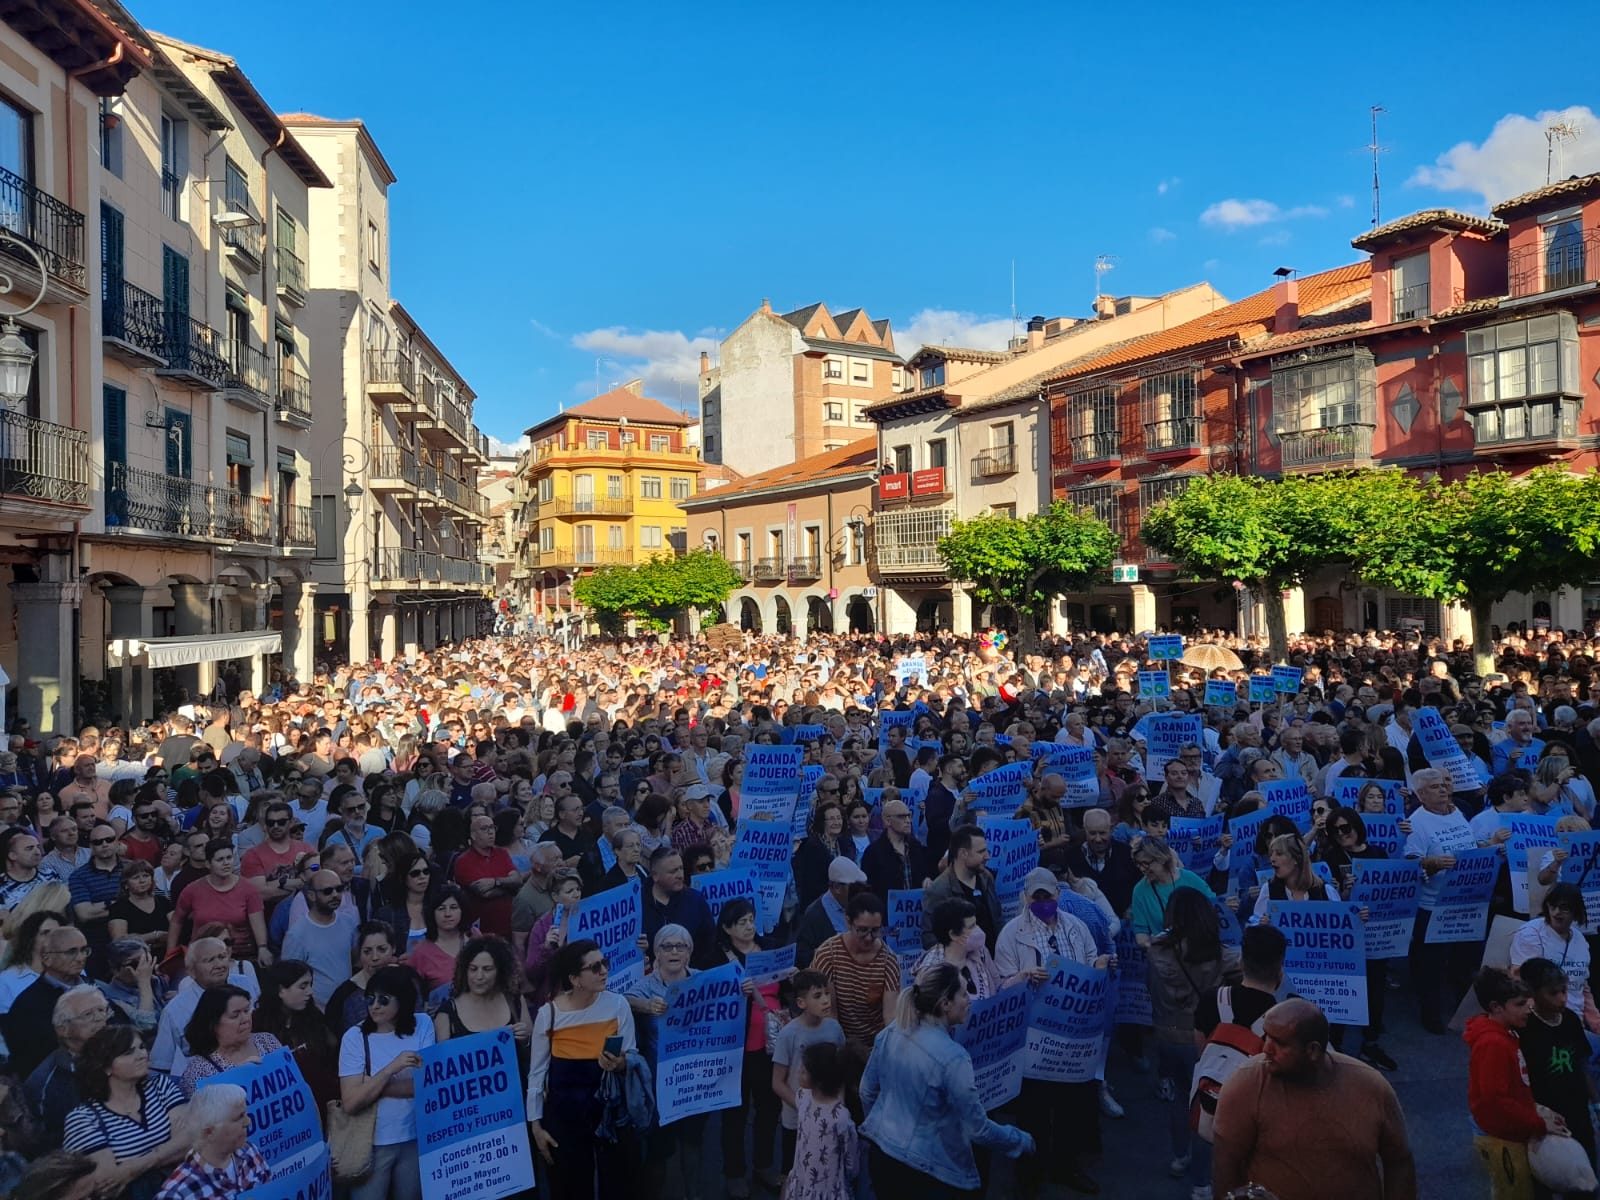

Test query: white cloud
[1149,226,1177,243]
[1409,105,1600,208]
[894,308,1015,358]
[570,326,720,402]
[1336,194,1357,209]
[1199,198,1328,231]
[1157,177,1181,195]
[485,435,529,457]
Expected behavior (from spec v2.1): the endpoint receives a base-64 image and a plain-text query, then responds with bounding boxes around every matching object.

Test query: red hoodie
[1464,1013,1546,1141]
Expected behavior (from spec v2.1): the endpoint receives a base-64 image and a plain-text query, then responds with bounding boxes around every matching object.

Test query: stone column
[883,588,915,636]
[1131,584,1157,633]
[282,581,318,688]
[377,603,398,663]
[1282,587,1307,639]
[171,583,220,701]
[243,584,274,696]
[402,607,419,661]
[105,585,165,723]
[950,586,973,636]
[421,605,437,651]
[13,560,82,734]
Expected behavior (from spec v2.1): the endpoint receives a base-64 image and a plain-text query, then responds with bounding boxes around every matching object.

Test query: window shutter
[103,385,126,466]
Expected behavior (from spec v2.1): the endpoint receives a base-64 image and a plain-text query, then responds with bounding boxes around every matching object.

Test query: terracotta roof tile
[1429,296,1504,320]
[563,386,694,427]
[1351,208,1505,251]
[1492,172,1600,219]
[678,438,877,505]
[911,344,1011,365]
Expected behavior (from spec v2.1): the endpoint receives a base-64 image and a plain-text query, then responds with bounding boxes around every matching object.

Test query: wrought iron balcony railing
[787,556,822,580]
[1143,416,1201,453]
[1509,230,1600,298]
[971,445,1019,475]
[753,556,786,580]
[0,408,89,507]
[1392,281,1430,322]
[367,350,415,394]
[276,371,311,421]
[279,503,315,548]
[1279,424,1374,470]
[225,340,272,402]
[102,280,165,355]
[275,245,306,300]
[104,462,234,538]
[158,315,230,388]
[0,163,86,284]
[1070,430,1120,464]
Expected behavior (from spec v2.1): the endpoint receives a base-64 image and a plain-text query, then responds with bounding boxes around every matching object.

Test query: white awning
[108,631,282,669]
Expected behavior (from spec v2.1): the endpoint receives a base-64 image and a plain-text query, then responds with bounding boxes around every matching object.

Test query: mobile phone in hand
[603,1035,623,1057]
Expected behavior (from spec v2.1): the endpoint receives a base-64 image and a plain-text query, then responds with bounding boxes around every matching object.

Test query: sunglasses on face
[408,867,431,878]
[366,991,397,1007]
[581,958,610,975]
[90,836,117,847]
[316,884,347,896]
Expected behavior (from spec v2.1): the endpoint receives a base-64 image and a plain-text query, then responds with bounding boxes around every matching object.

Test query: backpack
[1189,986,1266,1143]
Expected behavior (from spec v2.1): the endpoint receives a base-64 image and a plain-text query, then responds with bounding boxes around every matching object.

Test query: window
[1392,252,1430,321]
[311,496,337,559]
[1067,386,1120,461]
[164,408,192,478]
[669,476,691,501]
[991,503,1016,518]
[992,422,1015,448]
[668,527,687,554]
[606,474,623,499]
[704,433,716,455]
[1467,315,1579,405]
[1544,214,1587,291]
[640,476,663,499]
[892,367,903,389]
[537,477,554,503]
[824,359,843,379]
[641,525,663,548]
[366,220,381,273]
[852,403,869,424]
[1067,483,1118,526]
[226,432,253,495]
[892,445,912,473]
[1138,365,1200,451]
[1270,348,1377,434]
[98,99,121,177]
[920,363,945,390]
[539,526,556,552]
[224,158,250,215]
[649,434,669,452]
[926,439,947,469]
[587,429,608,449]
[825,401,844,422]
[103,384,126,466]
[159,114,185,220]
[850,359,870,385]
[1139,473,1195,514]
[608,525,625,550]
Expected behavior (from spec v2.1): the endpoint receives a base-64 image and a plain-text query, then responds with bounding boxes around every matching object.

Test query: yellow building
[514,382,700,626]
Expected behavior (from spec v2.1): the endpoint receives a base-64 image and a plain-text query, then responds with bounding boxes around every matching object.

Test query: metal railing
[544,496,632,516]
[371,447,417,482]
[971,445,1019,475]
[275,245,306,298]
[1070,429,1120,464]
[1143,416,1201,453]
[419,464,439,496]
[1392,281,1430,322]
[0,164,86,284]
[1279,424,1374,469]
[366,350,415,394]
[224,340,272,401]
[1509,230,1600,297]
[441,402,468,439]
[276,371,311,420]
[159,315,230,387]
[102,280,165,355]
[440,473,463,508]
[221,222,263,264]
[753,556,786,580]
[104,462,234,538]
[0,409,89,506]
[729,559,753,581]
[787,556,822,579]
[279,503,315,548]
[536,547,633,568]
[375,547,419,580]
[224,493,274,543]
[160,169,182,221]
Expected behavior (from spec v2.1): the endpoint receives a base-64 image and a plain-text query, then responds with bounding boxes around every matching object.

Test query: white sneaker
[1098,1083,1125,1119]
[1169,1155,1190,1178]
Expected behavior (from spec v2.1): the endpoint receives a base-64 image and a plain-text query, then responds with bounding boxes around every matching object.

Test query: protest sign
[572,879,644,989]
[1247,676,1277,704]
[966,761,1032,817]
[1426,847,1500,943]
[1271,665,1304,695]
[1148,635,1183,660]
[1259,779,1313,832]
[795,765,826,841]
[1138,670,1171,699]
[1169,814,1225,873]
[1350,859,1421,958]
[1143,712,1203,783]
[1203,680,1238,709]
[780,724,826,746]
[979,817,1039,919]
[896,655,929,687]
[1215,895,1243,946]
[1269,901,1369,1025]
[953,984,1031,1110]
[744,944,797,985]
[416,1030,535,1200]
[1026,956,1112,1083]
[196,1047,328,1200]
[1505,813,1560,915]
[1112,927,1151,1025]
[656,962,746,1123]
[1225,807,1274,896]
[596,834,617,875]
[1360,813,1404,858]
[1413,707,1480,794]
[878,710,916,749]
[1031,743,1098,808]
[741,745,804,829]
[731,820,791,933]
[887,890,925,973]
[1558,830,1600,934]
[1333,777,1406,819]
[692,867,757,924]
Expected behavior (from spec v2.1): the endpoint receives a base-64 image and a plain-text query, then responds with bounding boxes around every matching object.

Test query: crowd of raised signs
[0,622,1593,1200]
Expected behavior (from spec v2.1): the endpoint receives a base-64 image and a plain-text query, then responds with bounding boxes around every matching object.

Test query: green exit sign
[1111,564,1139,583]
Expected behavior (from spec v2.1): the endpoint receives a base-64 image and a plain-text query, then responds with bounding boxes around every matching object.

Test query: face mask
[965,926,987,953]
[1028,898,1058,924]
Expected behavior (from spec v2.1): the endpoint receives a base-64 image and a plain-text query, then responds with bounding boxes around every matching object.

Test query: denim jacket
[859,1020,1027,1189]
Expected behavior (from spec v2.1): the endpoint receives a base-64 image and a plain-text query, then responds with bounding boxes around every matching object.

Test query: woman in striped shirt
[62,1024,189,1200]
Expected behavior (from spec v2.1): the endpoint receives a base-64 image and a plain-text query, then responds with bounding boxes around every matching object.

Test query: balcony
[753,556,786,581]
[369,447,418,491]
[0,409,90,510]
[1279,424,1375,471]
[102,280,166,367]
[535,546,633,569]
[1143,416,1201,455]
[544,496,633,516]
[279,503,315,550]
[221,223,263,275]
[275,371,312,428]
[275,245,306,307]
[222,493,274,545]
[1070,429,1120,466]
[873,505,955,574]
[1509,230,1600,299]
[375,547,419,581]
[1470,395,1581,454]
[971,445,1018,477]
[1392,281,1430,322]
[366,351,416,404]
[223,340,273,411]
[787,556,822,581]
[154,316,229,391]
[729,558,753,582]
[0,164,87,301]
[104,462,235,539]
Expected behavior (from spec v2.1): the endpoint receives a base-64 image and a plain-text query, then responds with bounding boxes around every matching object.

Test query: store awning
[108,631,282,669]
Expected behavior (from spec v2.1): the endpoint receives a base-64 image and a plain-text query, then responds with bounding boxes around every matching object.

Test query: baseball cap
[828,856,867,885]
[683,784,714,801]
[1023,867,1060,898]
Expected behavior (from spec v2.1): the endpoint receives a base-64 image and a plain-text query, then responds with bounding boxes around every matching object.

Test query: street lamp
[0,232,49,411]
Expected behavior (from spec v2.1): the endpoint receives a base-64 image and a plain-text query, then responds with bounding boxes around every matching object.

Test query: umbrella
[1180,643,1244,673]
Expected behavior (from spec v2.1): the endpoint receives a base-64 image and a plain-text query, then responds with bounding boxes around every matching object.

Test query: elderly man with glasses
[4,927,126,1080]
[26,983,114,1148]
[151,936,260,1075]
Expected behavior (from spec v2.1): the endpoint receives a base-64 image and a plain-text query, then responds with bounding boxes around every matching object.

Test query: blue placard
[1259,778,1313,832]
[1360,813,1404,858]
[1413,707,1480,794]
[691,867,758,924]
[953,983,1031,1110]
[1558,830,1600,934]
[1506,813,1560,914]
[1225,807,1275,895]
[1112,927,1150,1025]
[1169,814,1225,873]
[895,655,930,687]
[572,878,644,990]
[741,745,804,826]
[1247,676,1277,704]
[1203,680,1238,708]
[1350,859,1421,959]
[656,961,747,1123]
[878,709,916,749]
[1138,670,1171,699]
[1143,712,1203,783]
[1426,846,1500,943]
[780,724,826,746]
[596,833,617,875]
[1148,635,1184,661]
[967,761,1032,816]
[1031,743,1098,808]
[1026,956,1111,1082]
[1215,896,1243,946]
[744,944,797,985]
[1333,777,1406,819]
[978,817,1040,920]
[416,1030,535,1200]
[887,890,924,974]
[1269,901,1368,1025]
[730,820,791,933]
[1270,665,1303,695]
[196,1047,327,1200]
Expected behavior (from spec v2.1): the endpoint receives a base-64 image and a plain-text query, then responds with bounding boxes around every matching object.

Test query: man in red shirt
[119,797,167,866]
[240,800,314,917]
[453,812,519,936]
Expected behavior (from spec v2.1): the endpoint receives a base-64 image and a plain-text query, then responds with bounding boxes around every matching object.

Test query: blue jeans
[1156,1039,1199,1160]
[352,1141,421,1200]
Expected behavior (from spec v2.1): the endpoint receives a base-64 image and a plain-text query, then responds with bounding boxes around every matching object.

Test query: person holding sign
[859,962,1034,1196]
[1508,884,1590,1018]
[336,965,432,1200]
[1318,811,1399,1072]
[433,936,534,1081]
[151,1083,270,1200]
[526,938,637,1200]
[1404,768,1480,1034]
[624,925,709,1200]
[716,898,785,1197]
[912,899,1011,1000]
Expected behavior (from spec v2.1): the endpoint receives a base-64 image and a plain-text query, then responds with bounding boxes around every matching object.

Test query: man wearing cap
[921,824,1002,949]
[670,784,717,852]
[861,797,934,901]
[795,856,866,970]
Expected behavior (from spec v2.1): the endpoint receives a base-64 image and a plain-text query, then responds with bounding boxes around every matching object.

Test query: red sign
[878,473,909,499]
[910,467,946,496]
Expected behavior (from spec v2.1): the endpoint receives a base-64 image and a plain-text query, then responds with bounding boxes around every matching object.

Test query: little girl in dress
[783,1042,858,1200]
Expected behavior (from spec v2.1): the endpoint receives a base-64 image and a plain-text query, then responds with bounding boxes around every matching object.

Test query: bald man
[1212,999,1416,1200]
[282,870,359,1006]
[1064,808,1137,916]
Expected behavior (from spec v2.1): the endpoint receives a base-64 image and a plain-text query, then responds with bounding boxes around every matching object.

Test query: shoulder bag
[326,1031,378,1183]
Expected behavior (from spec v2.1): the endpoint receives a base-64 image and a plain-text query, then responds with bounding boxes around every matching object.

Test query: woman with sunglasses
[401,884,467,993]
[338,964,432,1200]
[374,850,438,955]
[1319,807,1398,1071]
[527,938,636,1199]
[325,921,400,1038]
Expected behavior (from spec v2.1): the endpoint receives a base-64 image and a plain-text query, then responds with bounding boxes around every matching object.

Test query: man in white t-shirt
[1404,767,1485,1032]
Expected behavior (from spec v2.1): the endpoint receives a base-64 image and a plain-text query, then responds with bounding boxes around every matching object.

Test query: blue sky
[136,0,1600,447]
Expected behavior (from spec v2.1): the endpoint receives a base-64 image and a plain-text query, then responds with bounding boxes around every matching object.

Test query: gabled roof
[1492,172,1600,220]
[1047,263,1371,384]
[1351,208,1505,251]
[279,113,397,187]
[1236,296,1375,359]
[91,0,225,128]
[906,344,1010,368]
[781,302,825,331]
[524,386,694,438]
[678,437,877,507]
[2,0,150,95]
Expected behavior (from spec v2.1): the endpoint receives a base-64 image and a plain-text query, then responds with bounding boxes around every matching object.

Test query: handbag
[326,1031,378,1184]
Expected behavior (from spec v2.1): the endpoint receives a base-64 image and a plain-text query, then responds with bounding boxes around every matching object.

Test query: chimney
[699,350,710,376]
[1093,295,1117,320]
[1272,270,1299,334]
[759,298,772,314]
[1026,315,1047,351]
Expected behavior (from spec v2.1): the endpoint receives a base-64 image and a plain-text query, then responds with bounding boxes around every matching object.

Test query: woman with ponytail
[858,961,1033,1197]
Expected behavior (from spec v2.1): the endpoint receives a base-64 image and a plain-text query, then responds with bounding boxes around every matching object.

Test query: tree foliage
[939,502,1118,644]
[572,549,744,633]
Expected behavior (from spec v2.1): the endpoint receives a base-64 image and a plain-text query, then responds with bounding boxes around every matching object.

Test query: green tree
[573,549,744,633]
[1354,467,1600,674]
[939,501,1118,647]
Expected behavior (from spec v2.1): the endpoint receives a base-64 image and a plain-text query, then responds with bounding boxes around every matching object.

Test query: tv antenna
[1094,254,1117,310]
[1547,120,1582,184]
[1367,105,1389,226]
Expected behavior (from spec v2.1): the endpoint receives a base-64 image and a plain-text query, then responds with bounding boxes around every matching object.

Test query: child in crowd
[1516,957,1598,1181]
[771,970,845,1174]
[783,1041,858,1200]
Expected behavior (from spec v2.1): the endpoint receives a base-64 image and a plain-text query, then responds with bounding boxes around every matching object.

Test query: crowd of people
[0,620,1595,1199]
